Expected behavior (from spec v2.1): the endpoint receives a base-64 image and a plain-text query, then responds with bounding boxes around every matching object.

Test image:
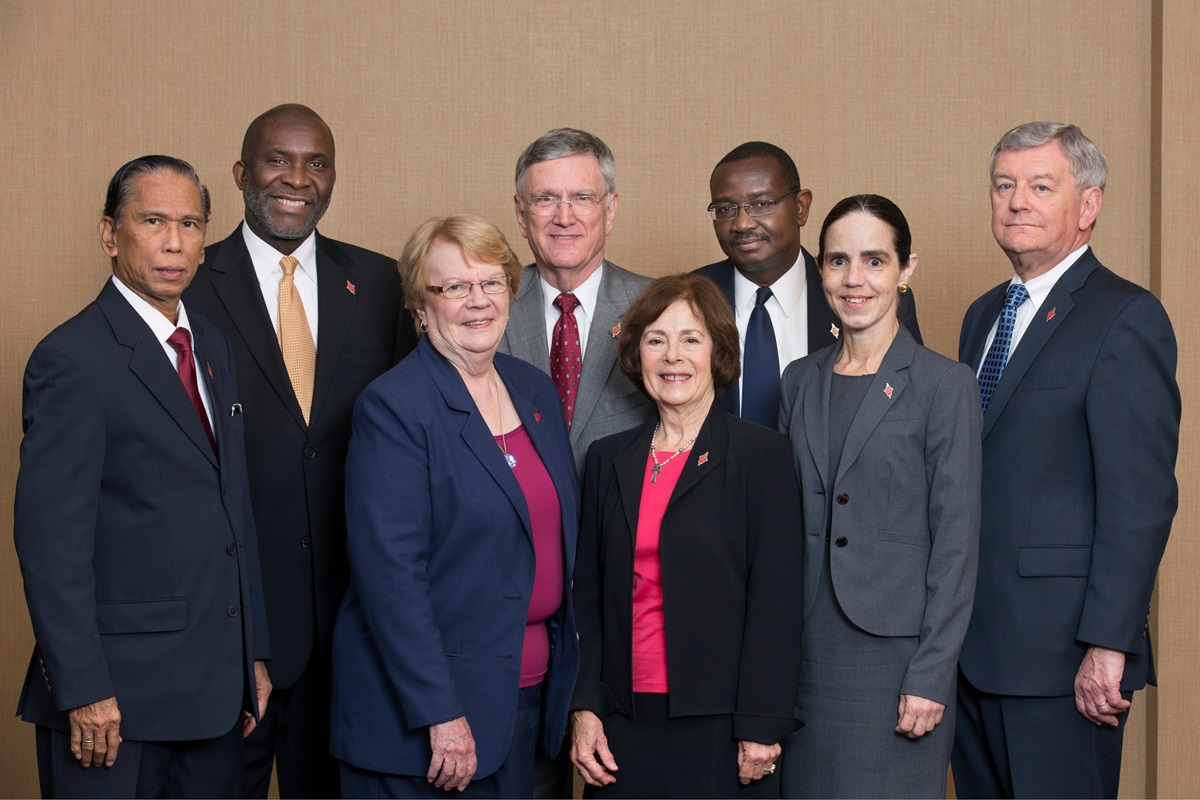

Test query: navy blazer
[184,226,413,688]
[573,403,804,745]
[780,327,981,705]
[15,281,268,742]
[696,247,923,417]
[958,248,1179,696]
[330,337,580,778]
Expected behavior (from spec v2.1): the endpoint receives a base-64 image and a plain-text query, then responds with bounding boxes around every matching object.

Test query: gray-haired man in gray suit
[500,128,653,479]
[499,129,652,798]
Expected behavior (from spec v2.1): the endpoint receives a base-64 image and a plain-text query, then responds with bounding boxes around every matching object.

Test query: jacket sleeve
[14,341,115,712]
[1076,293,1179,652]
[899,362,982,704]
[732,433,805,743]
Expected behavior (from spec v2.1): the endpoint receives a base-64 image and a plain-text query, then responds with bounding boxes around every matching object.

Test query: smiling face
[514,153,617,291]
[417,238,511,369]
[990,140,1102,280]
[821,211,916,338]
[709,155,811,287]
[99,171,207,322]
[234,110,335,255]
[639,299,715,418]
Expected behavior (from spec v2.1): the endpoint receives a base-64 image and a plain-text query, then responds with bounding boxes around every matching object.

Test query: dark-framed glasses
[426,277,510,300]
[707,190,799,222]
[522,193,609,217]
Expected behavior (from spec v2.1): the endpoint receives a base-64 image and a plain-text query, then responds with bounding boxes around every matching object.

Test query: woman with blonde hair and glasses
[330,214,579,798]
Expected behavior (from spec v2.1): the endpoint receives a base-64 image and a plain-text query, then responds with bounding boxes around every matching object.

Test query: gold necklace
[649,421,698,483]
[493,367,516,468]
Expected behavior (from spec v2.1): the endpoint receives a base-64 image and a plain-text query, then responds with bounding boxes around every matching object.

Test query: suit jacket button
[226,543,237,555]
[301,537,312,548]
[835,537,848,548]
[227,605,239,617]
[303,447,316,459]
[837,493,849,504]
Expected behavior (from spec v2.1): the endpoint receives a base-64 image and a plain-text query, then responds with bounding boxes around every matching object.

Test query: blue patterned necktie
[977,283,1029,412]
[742,286,780,427]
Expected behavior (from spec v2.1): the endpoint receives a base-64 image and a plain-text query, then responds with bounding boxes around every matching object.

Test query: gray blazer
[779,327,982,704]
[499,260,653,475]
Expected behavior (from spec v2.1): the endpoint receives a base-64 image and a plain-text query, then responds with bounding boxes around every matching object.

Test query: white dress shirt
[242,222,320,348]
[539,264,604,357]
[732,253,809,409]
[111,276,214,427]
[975,245,1088,373]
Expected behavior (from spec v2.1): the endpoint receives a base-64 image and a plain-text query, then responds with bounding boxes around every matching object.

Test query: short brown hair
[397,214,524,335]
[617,273,740,399]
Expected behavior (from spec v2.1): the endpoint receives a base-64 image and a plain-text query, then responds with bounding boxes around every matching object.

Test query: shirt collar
[539,261,604,321]
[110,275,194,344]
[241,222,319,286]
[1009,244,1088,310]
[732,250,806,316]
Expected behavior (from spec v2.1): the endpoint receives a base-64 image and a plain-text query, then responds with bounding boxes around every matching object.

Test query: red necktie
[551,293,583,427]
[167,327,217,453]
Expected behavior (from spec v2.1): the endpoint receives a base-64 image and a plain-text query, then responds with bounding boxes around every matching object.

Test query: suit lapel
[421,340,532,541]
[502,265,551,372]
[664,404,725,508]
[962,284,1007,371]
[311,233,357,428]
[706,262,740,417]
[98,284,218,468]
[803,343,836,492]
[208,229,306,430]
[805,248,840,351]
[981,253,1095,438]
[835,329,915,482]
[191,322,225,462]
[613,418,656,543]
[570,262,627,448]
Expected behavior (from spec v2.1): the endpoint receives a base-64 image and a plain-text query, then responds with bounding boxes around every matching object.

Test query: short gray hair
[515,128,616,196]
[990,121,1108,191]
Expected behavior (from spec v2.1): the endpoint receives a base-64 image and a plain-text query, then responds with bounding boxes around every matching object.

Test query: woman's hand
[428,716,477,791]
[895,694,945,738]
[570,710,618,787]
[736,740,781,785]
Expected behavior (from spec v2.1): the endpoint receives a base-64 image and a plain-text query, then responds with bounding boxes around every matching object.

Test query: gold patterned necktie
[278,255,316,424]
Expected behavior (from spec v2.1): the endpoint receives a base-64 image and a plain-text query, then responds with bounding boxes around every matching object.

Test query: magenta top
[630,449,691,693]
[495,424,564,688]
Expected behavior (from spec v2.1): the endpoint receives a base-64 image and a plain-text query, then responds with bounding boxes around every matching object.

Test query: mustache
[730,232,767,244]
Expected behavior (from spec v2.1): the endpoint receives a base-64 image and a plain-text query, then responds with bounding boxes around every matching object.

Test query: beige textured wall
[0,1,1193,796]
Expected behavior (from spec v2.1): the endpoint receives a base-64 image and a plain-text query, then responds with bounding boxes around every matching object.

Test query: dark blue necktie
[742,287,780,427]
[977,283,1029,412]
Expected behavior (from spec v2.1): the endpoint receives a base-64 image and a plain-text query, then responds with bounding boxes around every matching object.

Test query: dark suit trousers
[951,670,1130,799]
[36,722,242,799]
[241,646,338,798]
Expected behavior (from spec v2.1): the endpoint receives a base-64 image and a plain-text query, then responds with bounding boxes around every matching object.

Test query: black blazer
[573,403,804,744]
[183,226,416,687]
[958,248,1179,696]
[15,281,267,741]
[695,248,922,416]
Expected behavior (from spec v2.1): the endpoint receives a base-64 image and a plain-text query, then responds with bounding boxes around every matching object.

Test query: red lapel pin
[698,452,709,466]
[1046,307,1056,322]
[830,323,840,339]
[884,383,894,399]
[206,362,214,380]
[611,323,621,338]
[534,410,541,423]
[346,281,356,295]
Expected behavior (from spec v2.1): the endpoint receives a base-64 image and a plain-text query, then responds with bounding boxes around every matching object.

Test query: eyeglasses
[426,278,510,300]
[521,193,609,217]
[707,190,799,222]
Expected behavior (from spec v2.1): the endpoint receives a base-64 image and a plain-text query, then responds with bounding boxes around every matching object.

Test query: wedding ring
[764,764,776,774]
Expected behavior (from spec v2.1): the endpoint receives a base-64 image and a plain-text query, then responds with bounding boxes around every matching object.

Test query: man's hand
[243,660,272,737]
[1075,645,1130,726]
[428,716,476,791]
[736,740,781,785]
[570,710,618,787]
[896,694,946,738]
[68,696,121,768]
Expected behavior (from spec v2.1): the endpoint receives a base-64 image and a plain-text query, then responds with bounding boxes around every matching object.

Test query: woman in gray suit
[779,195,982,798]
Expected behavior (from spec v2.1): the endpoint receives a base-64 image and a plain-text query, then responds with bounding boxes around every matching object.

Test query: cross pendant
[650,464,662,483]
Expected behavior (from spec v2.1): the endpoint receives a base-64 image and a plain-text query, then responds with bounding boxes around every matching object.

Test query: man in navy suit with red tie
[952,122,1180,798]
[15,156,271,798]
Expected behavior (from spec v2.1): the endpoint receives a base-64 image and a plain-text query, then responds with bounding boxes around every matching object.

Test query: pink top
[631,449,691,693]
[495,425,564,688]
